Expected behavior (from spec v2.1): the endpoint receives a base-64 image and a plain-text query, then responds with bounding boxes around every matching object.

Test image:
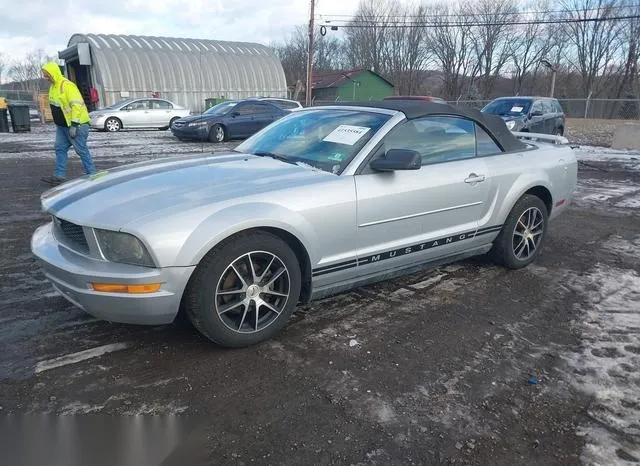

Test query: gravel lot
[1,124,639,465]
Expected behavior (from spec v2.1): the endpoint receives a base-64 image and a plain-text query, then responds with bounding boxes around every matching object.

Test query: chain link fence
[311,96,640,120]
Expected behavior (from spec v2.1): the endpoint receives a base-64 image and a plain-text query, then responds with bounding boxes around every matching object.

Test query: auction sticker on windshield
[323,125,370,145]
[511,106,524,112]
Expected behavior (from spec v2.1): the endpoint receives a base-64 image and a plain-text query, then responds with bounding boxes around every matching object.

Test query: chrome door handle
[464,173,486,184]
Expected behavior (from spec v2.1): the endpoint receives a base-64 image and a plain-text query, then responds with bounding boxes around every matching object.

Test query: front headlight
[506,120,516,130]
[187,121,208,127]
[94,229,155,267]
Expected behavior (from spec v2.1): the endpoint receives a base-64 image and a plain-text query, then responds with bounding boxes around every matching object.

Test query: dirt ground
[0,125,639,466]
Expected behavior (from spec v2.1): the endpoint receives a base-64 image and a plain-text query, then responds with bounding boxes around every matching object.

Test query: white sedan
[89,98,191,132]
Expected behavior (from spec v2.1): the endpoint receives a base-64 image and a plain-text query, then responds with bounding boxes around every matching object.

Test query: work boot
[41,175,66,186]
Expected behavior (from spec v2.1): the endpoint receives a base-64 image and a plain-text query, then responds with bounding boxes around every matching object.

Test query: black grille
[55,217,90,254]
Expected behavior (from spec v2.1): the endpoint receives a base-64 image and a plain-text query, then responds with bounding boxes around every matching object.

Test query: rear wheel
[489,194,548,269]
[165,117,179,130]
[184,231,301,347]
[209,124,226,143]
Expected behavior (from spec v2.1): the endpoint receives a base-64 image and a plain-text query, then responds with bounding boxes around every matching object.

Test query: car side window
[236,104,260,115]
[531,101,543,115]
[381,116,476,165]
[542,100,554,114]
[553,100,564,113]
[152,100,172,109]
[475,124,502,156]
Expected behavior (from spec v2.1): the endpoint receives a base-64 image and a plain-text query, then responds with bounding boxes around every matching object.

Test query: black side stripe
[312,224,503,277]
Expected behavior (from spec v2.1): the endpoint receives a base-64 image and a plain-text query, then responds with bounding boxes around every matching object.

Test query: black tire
[183,231,301,347]
[104,117,122,132]
[555,126,564,136]
[209,124,226,143]
[166,117,179,130]
[489,194,549,269]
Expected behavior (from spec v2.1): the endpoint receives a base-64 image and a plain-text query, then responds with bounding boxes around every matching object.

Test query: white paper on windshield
[323,125,370,145]
[511,106,524,112]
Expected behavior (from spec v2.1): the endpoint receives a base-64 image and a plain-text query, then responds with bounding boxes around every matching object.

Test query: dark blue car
[171,100,288,142]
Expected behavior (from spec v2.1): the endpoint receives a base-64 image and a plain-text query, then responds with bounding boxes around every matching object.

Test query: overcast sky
[0,0,367,64]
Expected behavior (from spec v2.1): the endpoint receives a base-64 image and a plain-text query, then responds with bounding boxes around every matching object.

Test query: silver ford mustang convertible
[31,100,578,347]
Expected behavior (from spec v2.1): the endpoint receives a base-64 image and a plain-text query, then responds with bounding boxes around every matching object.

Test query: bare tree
[344,0,395,74]
[466,0,518,99]
[508,0,554,94]
[0,53,6,84]
[426,2,476,100]
[273,26,345,87]
[382,3,430,94]
[560,0,624,98]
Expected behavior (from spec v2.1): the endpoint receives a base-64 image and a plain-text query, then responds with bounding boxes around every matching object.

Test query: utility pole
[305,0,315,107]
[540,59,557,97]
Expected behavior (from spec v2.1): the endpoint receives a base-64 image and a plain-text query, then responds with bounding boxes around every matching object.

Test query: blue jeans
[55,124,96,178]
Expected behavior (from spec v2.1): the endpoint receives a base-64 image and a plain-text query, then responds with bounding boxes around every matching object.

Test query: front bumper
[31,222,195,325]
[89,115,107,130]
[170,124,209,141]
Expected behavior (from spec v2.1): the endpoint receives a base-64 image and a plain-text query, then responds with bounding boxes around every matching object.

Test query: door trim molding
[358,201,483,227]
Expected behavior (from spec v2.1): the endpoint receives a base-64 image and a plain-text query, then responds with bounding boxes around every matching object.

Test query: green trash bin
[8,104,31,132]
[0,108,9,133]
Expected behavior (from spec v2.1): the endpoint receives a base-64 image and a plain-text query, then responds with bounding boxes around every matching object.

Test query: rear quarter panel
[479,143,577,229]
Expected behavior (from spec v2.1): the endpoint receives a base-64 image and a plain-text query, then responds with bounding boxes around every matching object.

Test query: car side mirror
[530,110,543,117]
[231,111,240,117]
[370,149,421,172]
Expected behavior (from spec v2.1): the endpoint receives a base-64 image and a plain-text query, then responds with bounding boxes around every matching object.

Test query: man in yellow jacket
[41,61,96,185]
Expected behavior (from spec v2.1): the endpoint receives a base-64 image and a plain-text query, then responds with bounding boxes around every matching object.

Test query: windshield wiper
[252,151,298,165]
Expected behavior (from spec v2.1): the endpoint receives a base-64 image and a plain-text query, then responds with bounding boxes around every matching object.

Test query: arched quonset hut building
[57,33,287,112]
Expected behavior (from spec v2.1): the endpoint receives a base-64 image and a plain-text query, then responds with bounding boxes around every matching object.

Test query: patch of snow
[60,401,104,414]
[573,179,639,209]
[603,235,640,260]
[562,265,640,465]
[575,145,640,162]
[409,273,446,290]
[615,193,640,209]
[349,339,359,347]
[124,402,189,415]
[34,342,130,374]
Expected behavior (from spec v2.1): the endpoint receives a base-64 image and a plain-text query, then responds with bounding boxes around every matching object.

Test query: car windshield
[235,109,392,174]
[482,99,532,116]
[204,101,237,115]
[103,99,131,110]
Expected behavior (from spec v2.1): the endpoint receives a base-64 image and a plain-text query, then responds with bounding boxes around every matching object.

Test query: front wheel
[489,194,548,269]
[209,124,226,143]
[183,231,302,347]
[104,117,121,132]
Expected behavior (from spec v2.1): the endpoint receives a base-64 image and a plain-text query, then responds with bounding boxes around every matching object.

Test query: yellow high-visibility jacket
[42,61,90,127]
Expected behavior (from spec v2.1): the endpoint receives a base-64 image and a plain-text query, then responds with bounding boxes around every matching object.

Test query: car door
[122,100,152,128]
[149,99,173,126]
[527,100,545,133]
[251,103,278,134]
[353,116,494,276]
[541,99,556,134]
[227,103,259,138]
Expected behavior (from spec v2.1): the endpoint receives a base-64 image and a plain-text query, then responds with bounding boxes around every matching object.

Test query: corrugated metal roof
[66,33,287,111]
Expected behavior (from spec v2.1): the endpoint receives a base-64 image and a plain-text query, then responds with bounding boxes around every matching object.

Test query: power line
[318,14,640,29]
[317,2,640,20]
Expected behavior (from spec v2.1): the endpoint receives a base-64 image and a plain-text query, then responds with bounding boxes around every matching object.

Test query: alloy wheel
[215,126,225,142]
[106,119,120,132]
[215,251,290,334]
[512,207,544,261]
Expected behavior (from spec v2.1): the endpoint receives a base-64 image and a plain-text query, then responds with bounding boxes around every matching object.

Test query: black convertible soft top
[330,100,528,153]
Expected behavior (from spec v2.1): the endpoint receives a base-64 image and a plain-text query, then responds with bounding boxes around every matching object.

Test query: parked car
[481,96,565,135]
[31,100,577,348]
[384,95,447,104]
[171,99,288,142]
[251,97,303,111]
[88,98,190,132]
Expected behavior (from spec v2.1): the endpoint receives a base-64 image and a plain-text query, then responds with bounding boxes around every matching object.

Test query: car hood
[176,114,221,123]
[41,152,334,229]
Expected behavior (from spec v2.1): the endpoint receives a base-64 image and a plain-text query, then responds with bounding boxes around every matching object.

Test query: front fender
[176,202,318,267]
